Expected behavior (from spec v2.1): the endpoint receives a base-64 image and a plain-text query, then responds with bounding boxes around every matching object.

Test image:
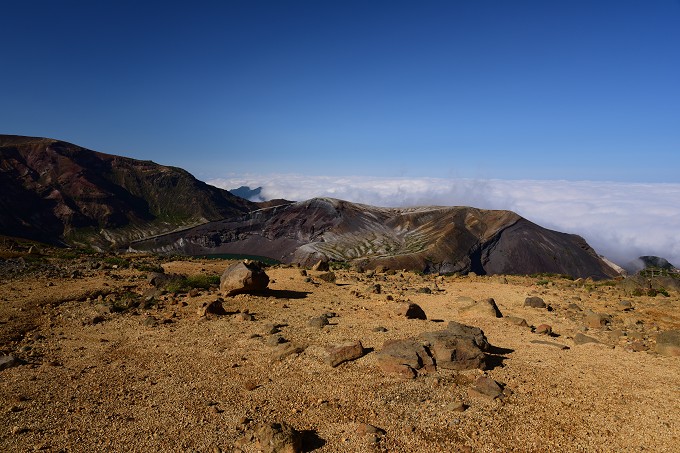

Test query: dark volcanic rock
[524,297,547,309]
[395,302,427,320]
[418,321,490,370]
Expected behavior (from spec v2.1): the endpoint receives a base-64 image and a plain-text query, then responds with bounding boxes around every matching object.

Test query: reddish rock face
[0,135,254,247]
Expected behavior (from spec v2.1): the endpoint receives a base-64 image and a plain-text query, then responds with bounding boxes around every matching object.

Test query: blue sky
[3,0,679,182]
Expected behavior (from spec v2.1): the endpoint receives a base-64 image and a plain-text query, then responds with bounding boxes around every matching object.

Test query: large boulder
[220,261,269,296]
[375,339,435,378]
[457,297,503,318]
[418,321,489,370]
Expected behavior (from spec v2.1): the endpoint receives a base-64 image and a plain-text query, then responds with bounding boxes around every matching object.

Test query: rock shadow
[260,289,311,299]
[485,345,514,371]
[300,429,326,451]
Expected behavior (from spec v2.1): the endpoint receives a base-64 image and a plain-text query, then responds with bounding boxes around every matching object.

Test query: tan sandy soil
[1,257,679,452]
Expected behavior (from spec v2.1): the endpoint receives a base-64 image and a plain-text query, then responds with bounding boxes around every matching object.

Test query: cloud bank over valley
[209,175,680,270]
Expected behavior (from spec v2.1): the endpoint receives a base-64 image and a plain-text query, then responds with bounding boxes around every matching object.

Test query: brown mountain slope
[0,135,255,248]
[131,198,619,279]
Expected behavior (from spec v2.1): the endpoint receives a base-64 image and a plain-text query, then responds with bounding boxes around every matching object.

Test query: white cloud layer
[208,174,680,269]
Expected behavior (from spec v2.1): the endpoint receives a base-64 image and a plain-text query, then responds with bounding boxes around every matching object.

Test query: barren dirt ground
[1,255,679,452]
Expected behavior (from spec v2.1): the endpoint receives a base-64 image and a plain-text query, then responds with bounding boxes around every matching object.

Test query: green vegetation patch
[164,274,221,293]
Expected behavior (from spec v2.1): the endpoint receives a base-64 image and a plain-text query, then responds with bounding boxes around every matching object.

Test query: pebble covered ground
[1,253,679,452]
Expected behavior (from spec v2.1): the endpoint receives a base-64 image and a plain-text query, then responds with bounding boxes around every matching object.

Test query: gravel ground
[1,258,679,452]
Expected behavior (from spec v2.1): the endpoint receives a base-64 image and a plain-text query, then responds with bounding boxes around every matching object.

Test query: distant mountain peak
[229,185,265,202]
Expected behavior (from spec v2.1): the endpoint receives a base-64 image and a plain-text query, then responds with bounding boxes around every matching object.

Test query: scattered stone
[584,312,610,329]
[458,297,503,318]
[619,300,634,311]
[524,297,547,309]
[506,316,529,327]
[373,326,388,332]
[418,321,489,370]
[299,269,307,277]
[311,260,330,272]
[573,333,601,345]
[235,312,254,321]
[188,288,200,297]
[448,400,467,412]
[10,426,29,435]
[395,302,427,320]
[627,341,649,352]
[271,344,305,362]
[375,339,435,378]
[308,315,329,329]
[530,340,569,350]
[567,303,582,311]
[535,324,553,335]
[244,380,259,391]
[325,340,365,367]
[417,287,432,294]
[356,422,386,436]
[655,330,680,356]
[254,422,302,453]
[197,299,227,317]
[220,261,269,296]
[468,376,504,399]
[148,272,181,289]
[0,354,20,371]
[317,272,336,283]
[375,265,388,274]
[267,335,287,347]
[368,284,381,294]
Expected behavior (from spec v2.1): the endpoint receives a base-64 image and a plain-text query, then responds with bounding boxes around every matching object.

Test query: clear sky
[2,0,679,182]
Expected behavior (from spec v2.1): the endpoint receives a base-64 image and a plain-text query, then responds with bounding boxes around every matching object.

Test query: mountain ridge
[0,135,255,248]
[1,135,619,278]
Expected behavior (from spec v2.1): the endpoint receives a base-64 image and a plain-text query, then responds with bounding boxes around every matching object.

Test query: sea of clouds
[208,175,680,270]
